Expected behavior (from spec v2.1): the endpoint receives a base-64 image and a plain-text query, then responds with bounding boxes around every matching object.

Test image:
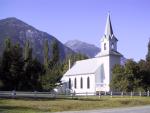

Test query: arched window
[69,78,71,89]
[104,43,106,50]
[111,43,114,50]
[74,78,77,89]
[80,77,83,89]
[87,77,90,89]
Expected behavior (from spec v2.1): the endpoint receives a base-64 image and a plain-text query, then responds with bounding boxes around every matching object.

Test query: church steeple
[95,13,122,58]
[99,13,118,54]
[105,13,113,37]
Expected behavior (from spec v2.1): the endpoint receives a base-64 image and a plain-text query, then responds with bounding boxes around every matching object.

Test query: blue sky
[0,0,150,61]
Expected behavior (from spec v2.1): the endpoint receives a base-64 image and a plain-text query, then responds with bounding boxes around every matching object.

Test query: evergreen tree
[42,41,61,91]
[141,40,150,90]
[138,60,150,90]
[146,39,150,62]
[23,40,33,90]
[44,40,49,69]
[110,64,127,92]
[24,40,32,61]
[41,63,62,91]
[1,38,13,90]
[9,43,24,90]
[5,38,11,50]
[124,59,141,91]
[110,59,144,92]
[49,41,59,69]
[24,58,44,91]
[0,58,3,89]
[23,40,44,91]
[52,41,59,64]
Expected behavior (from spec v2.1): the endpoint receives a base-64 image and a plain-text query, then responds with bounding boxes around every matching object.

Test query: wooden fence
[0,91,149,99]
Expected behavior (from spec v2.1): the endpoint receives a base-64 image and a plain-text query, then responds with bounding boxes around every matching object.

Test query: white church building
[60,13,122,95]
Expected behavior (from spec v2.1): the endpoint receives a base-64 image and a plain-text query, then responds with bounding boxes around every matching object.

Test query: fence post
[121,92,123,97]
[71,92,73,99]
[147,90,149,97]
[86,92,87,98]
[65,89,66,96]
[99,91,101,99]
[74,91,76,98]
[54,91,56,98]
[34,91,37,98]
[130,91,133,98]
[110,91,112,98]
[11,90,16,98]
[105,91,107,96]
[139,91,141,97]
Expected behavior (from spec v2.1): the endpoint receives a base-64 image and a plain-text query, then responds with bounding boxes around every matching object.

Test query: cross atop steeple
[105,13,113,37]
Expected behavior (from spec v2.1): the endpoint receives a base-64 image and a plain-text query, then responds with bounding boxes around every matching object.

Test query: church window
[111,43,114,50]
[87,77,90,89]
[69,78,71,89]
[80,77,83,89]
[74,78,77,89]
[104,43,106,50]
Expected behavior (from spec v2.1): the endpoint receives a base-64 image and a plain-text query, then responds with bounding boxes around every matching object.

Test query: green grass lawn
[0,96,150,113]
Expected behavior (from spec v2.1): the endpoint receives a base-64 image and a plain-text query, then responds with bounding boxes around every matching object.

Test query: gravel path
[55,105,150,113]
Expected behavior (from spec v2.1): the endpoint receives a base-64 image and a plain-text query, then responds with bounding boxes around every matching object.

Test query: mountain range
[0,17,125,63]
[65,40,100,58]
[0,17,74,62]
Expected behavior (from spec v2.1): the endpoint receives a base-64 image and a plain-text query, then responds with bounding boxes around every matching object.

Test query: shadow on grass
[0,97,57,101]
[0,105,50,113]
[0,97,105,102]
[73,98,105,101]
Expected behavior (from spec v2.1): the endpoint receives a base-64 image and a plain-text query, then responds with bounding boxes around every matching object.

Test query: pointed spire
[105,12,113,37]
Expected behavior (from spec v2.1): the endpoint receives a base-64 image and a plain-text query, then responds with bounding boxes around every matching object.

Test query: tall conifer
[24,40,32,62]
[44,40,49,69]
[146,39,150,62]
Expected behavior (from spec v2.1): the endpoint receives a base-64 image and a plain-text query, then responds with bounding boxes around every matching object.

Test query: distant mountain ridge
[0,17,74,62]
[65,40,100,58]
